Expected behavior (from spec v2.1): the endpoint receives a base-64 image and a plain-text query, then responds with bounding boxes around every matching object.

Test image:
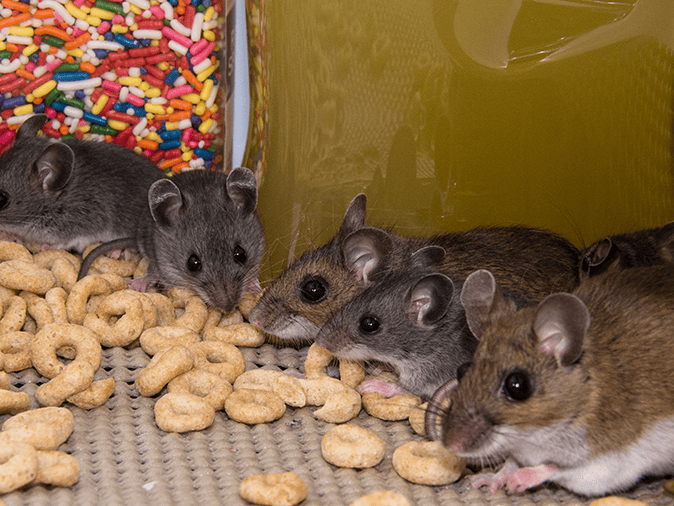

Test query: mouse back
[0,114,165,251]
[580,222,674,280]
[140,167,265,313]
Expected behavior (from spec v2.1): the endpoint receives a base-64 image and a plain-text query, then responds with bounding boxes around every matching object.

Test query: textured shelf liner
[1,343,672,506]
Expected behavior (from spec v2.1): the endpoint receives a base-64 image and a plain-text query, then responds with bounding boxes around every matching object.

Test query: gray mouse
[425,266,674,496]
[580,222,674,280]
[78,167,266,313]
[1,114,266,313]
[0,113,165,252]
[249,193,580,344]
[314,246,478,400]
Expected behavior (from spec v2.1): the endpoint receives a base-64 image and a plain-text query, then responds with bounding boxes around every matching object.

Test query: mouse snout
[442,404,492,454]
[315,325,352,354]
[206,285,241,314]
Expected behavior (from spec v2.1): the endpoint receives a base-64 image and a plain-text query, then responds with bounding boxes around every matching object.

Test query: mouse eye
[502,370,533,402]
[456,362,472,382]
[187,254,202,273]
[359,315,380,334]
[233,245,247,265]
[299,277,327,304]
[0,192,7,210]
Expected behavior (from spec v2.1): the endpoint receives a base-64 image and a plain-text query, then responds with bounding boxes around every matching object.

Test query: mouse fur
[431,266,674,496]
[0,113,164,251]
[580,222,674,280]
[250,193,580,344]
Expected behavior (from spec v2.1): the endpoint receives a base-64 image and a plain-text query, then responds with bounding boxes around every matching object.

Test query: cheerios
[225,388,285,424]
[361,392,422,421]
[391,441,465,486]
[66,276,112,325]
[188,341,245,384]
[139,326,200,356]
[2,407,74,451]
[321,425,385,469]
[239,472,308,506]
[348,490,411,506]
[0,440,38,494]
[32,450,79,487]
[0,260,55,294]
[83,290,145,347]
[154,392,215,433]
[203,322,266,348]
[66,377,115,410]
[168,369,232,411]
[135,345,194,397]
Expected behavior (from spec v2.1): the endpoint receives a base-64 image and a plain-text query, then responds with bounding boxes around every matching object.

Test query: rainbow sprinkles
[0,0,224,172]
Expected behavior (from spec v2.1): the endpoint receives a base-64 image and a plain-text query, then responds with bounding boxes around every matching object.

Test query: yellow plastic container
[254,0,674,280]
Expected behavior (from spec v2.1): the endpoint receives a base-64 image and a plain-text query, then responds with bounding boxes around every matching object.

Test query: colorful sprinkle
[0,0,224,171]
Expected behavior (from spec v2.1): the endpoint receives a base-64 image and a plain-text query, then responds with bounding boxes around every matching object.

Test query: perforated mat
[1,343,672,506]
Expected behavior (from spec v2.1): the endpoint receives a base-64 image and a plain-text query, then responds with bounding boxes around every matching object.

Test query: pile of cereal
[0,0,224,172]
[0,239,467,502]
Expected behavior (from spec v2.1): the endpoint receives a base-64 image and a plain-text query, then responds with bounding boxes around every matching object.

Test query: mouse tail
[77,237,137,281]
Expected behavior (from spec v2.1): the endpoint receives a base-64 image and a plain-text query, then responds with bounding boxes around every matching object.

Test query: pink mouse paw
[357,379,404,397]
[469,459,519,494]
[127,278,149,293]
[505,464,556,494]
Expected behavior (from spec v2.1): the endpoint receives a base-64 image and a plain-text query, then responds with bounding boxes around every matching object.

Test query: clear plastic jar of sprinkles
[0,0,225,172]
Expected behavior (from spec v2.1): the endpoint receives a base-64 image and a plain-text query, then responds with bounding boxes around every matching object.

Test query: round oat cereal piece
[135,345,194,397]
[339,360,365,389]
[313,387,361,423]
[154,392,215,433]
[304,343,333,379]
[1,407,74,450]
[0,260,55,294]
[33,450,79,487]
[239,472,307,506]
[139,326,200,356]
[225,388,285,424]
[0,390,30,415]
[408,402,427,436]
[362,392,422,421]
[67,377,116,410]
[589,499,649,506]
[348,490,411,506]
[0,440,38,494]
[188,341,245,384]
[66,275,112,325]
[321,425,385,469]
[0,296,27,335]
[0,331,33,372]
[83,290,145,347]
[168,369,232,411]
[392,441,465,486]
[237,290,262,319]
[202,322,265,348]
[0,242,33,263]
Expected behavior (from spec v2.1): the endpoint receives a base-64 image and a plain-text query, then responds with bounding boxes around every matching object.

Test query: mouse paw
[469,459,519,493]
[470,460,556,495]
[505,464,556,494]
[127,278,149,293]
[357,379,404,397]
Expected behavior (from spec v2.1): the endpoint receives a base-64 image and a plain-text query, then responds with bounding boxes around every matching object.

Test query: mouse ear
[343,227,392,283]
[459,269,508,341]
[581,237,615,277]
[407,273,455,325]
[534,292,590,368]
[31,142,74,192]
[410,246,446,268]
[337,194,367,238]
[226,167,258,214]
[148,179,183,227]
[16,114,48,143]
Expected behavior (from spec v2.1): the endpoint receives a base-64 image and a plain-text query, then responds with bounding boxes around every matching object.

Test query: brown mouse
[580,222,674,280]
[249,193,581,344]
[425,266,674,496]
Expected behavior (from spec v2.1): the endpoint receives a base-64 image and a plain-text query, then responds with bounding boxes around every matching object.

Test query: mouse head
[248,193,393,342]
[147,167,265,313]
[433,269,592,460]
[0,114,74,238]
